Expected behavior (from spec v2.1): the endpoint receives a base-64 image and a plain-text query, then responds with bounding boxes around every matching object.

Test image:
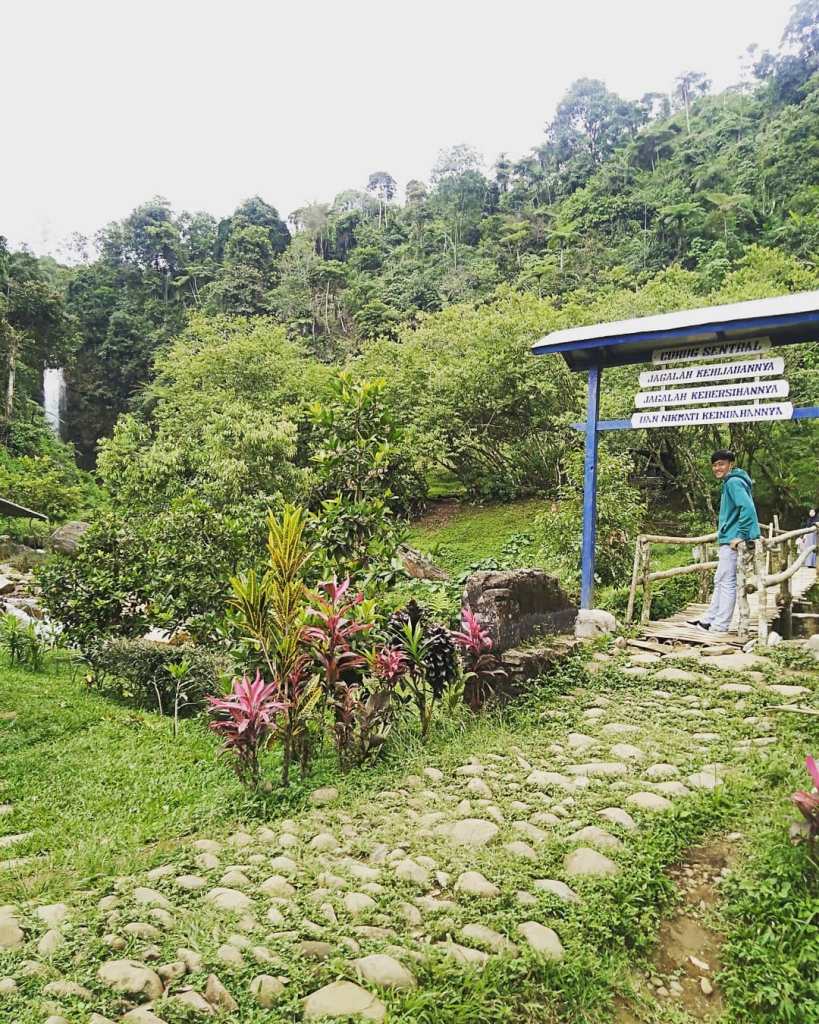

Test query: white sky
[1,0,793,257]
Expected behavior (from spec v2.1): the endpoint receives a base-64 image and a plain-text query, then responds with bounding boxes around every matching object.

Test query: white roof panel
[532,289,819,368]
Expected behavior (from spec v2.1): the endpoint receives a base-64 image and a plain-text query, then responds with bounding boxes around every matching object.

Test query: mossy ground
[1,644,817,1023]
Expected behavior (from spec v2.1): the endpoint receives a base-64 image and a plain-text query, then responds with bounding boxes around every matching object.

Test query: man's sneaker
[687,620,711,630]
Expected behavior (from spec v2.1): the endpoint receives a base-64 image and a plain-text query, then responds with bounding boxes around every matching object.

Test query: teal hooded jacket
[717,468,761,544]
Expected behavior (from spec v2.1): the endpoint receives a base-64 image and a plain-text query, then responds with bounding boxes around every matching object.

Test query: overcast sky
[2,0,794,257]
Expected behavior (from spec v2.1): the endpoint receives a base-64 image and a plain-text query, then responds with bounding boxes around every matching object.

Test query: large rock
[707,652,764,671]
[463,569,577,652]
[500,639,580,684]
[533,879,579,903]
[564,847,620,878]
[354,953,417,989]
[0,914,24,950]
[97,959,163,1000]
[626,791,673,813]
[574,608,617,639]
[304,980,386,1020]
[397,545,448,581]
[436,818,499,847]
[462,923,517,955]
[49,520,90,556]
[204,974,238,1011]
[250,974,285,1007]
[455,871,499,898]
[517,921,565,960]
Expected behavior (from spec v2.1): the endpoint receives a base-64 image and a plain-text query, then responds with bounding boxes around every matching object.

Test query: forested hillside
[2,1,818,547]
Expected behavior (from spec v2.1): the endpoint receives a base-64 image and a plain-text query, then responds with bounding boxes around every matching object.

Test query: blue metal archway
[532,291,819,608]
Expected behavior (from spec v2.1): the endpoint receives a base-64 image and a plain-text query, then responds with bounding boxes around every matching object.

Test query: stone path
[0,639,816,1021]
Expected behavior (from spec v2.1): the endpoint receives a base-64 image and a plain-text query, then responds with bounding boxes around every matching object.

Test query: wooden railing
[625,521,817,641]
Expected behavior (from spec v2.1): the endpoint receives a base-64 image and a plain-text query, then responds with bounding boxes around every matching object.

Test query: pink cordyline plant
[451,607,506,711]
[450,609,493,657]
[303,578,371,689]
[207,670,287,787]
[371,645,408,684]
[792,755,819,848]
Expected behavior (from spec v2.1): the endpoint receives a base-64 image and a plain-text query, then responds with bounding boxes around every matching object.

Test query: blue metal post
[580,363,601,609]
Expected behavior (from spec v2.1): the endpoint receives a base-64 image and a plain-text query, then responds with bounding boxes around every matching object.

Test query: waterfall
[43,367,66,438]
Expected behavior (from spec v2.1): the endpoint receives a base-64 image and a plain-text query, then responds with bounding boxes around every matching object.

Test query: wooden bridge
[625,522,817,648]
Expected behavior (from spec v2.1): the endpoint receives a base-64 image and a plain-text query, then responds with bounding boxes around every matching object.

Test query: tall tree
[0,243,77,424]
[366,171,397,226]
[431,145,487,268]
[545,79,648,187]
[673,71,711,134]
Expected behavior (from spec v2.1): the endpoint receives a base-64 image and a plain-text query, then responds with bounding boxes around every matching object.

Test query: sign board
[632,402,794,429]
[636,379,789,408]
[651,337,771,365]
[639,356,785,388]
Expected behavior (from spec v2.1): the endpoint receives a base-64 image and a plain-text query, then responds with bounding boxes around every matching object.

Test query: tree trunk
[5,330,18,422]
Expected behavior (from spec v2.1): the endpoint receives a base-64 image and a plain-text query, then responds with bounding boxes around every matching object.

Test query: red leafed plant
[451,608,506,711]
[303,578,371,691]
[451,608,494,657]
[303,577,379,764]
[791,754,819,852]
[370,644,408,684]
[208,670,287,787]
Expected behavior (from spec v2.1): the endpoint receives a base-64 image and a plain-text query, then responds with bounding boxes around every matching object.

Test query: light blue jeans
[701,544,738,632]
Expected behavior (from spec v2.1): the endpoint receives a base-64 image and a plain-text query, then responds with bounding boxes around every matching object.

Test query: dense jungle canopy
[2,0,818,541]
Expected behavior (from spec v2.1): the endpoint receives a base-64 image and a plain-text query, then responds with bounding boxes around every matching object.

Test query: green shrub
[37,499,267,650]
[0,613,49,671]
[89,638,230,716]
[537,447,646,587]
[601,571,700,622]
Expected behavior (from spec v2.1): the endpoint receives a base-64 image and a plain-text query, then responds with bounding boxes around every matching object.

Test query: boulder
[0,914,24,950]
[168,989,215,1014]
[354,953,417,989]
[564,847,620,878]
[250,974,285,1007]
[455,871,499,898]
[574,608,617,639]
[97,959,163,1000]
[49,520,90,556]
[463,569,577,652]
[397,545,448,581]
[435,818,499,847]
[204,973,238,1011]
[517,921,565,960]
[500,639,580,684]
[533,879,579,903]
[309,786,338,806]
[303,980,386,1020]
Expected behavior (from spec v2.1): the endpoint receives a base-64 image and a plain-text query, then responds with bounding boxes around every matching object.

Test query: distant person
[689,450,761,633]
[802,507,817,569]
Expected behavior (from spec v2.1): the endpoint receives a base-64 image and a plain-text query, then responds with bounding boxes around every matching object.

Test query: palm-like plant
[227,505,320,785]
[208,671,288,788]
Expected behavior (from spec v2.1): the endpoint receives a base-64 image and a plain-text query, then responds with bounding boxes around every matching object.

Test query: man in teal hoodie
[689,449,761,633]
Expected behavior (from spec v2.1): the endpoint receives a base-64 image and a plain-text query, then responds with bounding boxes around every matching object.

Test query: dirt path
[617,839,737,1021]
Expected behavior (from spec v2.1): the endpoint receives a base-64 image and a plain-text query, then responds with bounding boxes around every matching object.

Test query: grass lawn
[1,644,817,1022]
[407,498,544,574]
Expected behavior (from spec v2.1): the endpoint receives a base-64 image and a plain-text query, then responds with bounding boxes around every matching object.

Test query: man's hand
[729,538,743,550]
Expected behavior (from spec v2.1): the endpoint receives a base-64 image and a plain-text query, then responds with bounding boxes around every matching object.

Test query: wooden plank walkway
[640,566,817,647]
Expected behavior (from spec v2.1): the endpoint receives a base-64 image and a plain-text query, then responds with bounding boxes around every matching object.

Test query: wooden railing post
[780,537,794,639]
[736,543,751,642]
[754,539,768,644]
[625,535,643,625]
[640,538,654,625]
